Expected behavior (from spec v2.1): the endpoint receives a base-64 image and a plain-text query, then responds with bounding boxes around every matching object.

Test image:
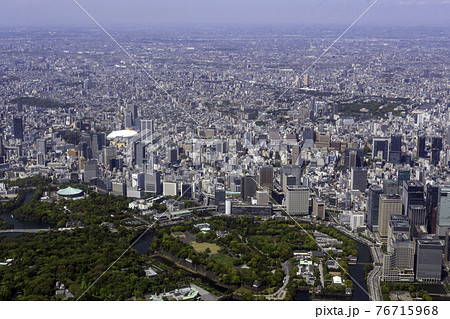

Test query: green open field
[211,253,236,267]
[190,241,220,255]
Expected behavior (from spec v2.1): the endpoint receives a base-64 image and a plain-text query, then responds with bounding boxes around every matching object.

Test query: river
[349,241,371,301]
[0,191,51,238]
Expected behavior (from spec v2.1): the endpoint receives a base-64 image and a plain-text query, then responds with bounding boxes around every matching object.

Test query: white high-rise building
[285,186,309,215]
[140,119,154,145]
[350,211,364,231]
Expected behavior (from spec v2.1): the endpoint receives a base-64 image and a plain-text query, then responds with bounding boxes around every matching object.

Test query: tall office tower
[402,180,425,215]
[145,171,162,194]
[344,148,364,170]
[373,137,389,161]
[302,128,314,148]
[348,150,357,169]
[103,146,117,170]
[417,134,426,158]
[367,185,383,232]
[91,134,99,154]
[214,185,226,205]
[13,116,24,141]
[383,179,398,195]
[256,190,270,206]
[146,152,158,172]
[83,78,93,90]
[140,119,154,145]
[389,134,402,164]
[259,165,274,190]
[445,229,450,265]
[351,212,365,231]
[131,104,139,126]
[285,186,309,215]
[241,175,257,202]
[447,125,450,146]
[426,185,440,234]
[379,194,403,241]
[312,197,325,219]
[280,165,301,188]
[382,215,415,282]
[431,137,443,165]
[408,205,427,234]
[84,159,99,182]
[350,167,367,192]
[0,135,4,157]
[437,185,450,237]
[282,173,297,193]
[92,132,106,152]
[291,144,301,165]
[180,182,192,199]
[36,138,46,155]
[124,110,133,128]
[134,142,146,169]
[167,148,178,164]
[303,74,310,87]
[216,141,227,154]
[415,236,444,282]
[397,170,410,188]
[37,153,45,166]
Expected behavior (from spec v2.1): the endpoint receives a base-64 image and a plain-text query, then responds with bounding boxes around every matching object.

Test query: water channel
[295,234,372,301]
[0,191,52,238]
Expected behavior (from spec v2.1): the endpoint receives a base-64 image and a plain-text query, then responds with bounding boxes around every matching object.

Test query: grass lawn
[190,241,221,255]
[211,253,236,268]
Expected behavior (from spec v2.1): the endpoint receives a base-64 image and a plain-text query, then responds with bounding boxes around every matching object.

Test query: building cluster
[0,27,449,286]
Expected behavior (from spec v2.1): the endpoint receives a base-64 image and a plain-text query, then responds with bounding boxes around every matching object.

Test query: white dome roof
[107,130,138,140]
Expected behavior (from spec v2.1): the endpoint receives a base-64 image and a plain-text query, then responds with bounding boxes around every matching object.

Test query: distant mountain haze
[0,0,448,27]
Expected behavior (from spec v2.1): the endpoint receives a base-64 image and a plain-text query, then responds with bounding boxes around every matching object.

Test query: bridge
[0,228,51,234]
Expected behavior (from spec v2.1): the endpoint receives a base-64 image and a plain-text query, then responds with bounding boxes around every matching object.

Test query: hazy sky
[0,0,449,28]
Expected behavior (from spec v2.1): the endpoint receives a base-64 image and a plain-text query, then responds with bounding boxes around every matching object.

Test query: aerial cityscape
[0,1,449,304]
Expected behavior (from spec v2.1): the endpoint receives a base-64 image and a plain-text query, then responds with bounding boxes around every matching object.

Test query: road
[367,245,383,301]
[265,261,291,300]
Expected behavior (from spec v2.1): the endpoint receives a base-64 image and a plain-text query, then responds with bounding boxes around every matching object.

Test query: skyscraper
[214,185,226,205]
[124,110,133,128]
[389,134,402,164]
[259,165,273,190]
[397,170,410,188]
[367,185,383,232]
[280,165,301,188]
[402,180,424,215]
[437,185,450,237]
[167,148,178,164]
[415,236,444,282]
[431,137,443,165]
[426,184,440,234]
[344,148,364,170]
[417,134,426,158]
[13,116,24,141]
[382,215,415,282]
[285,186,309,215]
[373,137,389,161]
[313,197,325,219]
[140,119,154,145]
[241,175,257,202]
[408,205,427,234]
[379,194,403,241]
[350,167,367,192]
